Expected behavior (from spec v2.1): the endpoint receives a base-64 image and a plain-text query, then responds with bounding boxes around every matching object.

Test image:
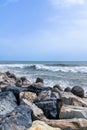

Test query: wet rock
[34,98,62,119]
[60,105,87,119]
[5,71,17,80]
[53,84,63,91]
[71,86,84,98]
[20,76,27,82]
[33,82,43,87]
[0,91,17,116]
[15,78,22,87]
[36,77,43,83]
[5,71,12,78]
[64,87,71,92]
[29,120,61,130]
[27,85,49,95]
[1,103,32,130]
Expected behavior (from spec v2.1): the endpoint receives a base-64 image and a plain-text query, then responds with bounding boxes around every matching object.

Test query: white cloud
[49,0,85,8]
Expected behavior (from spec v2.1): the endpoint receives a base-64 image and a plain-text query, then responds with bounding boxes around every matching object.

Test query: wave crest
[0,64,87,73]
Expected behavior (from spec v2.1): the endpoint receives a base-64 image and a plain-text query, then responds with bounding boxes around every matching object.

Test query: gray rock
[0,91,17,116]
[64,87,71,92]
[1,103,32,130]
[36,77,43,83]
[71,86,84,98]
[35,98,62,119]
[60,105,87,119]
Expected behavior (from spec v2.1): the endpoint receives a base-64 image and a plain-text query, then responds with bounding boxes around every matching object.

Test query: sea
[0,61,87,92]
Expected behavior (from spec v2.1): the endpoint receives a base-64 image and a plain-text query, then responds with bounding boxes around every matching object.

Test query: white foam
[36,64,87,73]
[0,64,87,73]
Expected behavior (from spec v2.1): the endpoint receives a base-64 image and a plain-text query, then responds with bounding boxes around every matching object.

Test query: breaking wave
[0,64,87,73]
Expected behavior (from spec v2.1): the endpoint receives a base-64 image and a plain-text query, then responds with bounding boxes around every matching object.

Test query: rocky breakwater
[0,72,87,130]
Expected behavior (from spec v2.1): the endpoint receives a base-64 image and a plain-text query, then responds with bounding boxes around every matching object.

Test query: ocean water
[0,61,87,92]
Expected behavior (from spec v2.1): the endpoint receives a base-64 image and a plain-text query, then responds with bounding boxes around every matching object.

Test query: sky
[0,0,87,61]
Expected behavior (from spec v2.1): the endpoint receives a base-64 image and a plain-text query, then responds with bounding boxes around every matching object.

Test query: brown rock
[29,120,61,130]
[20,92,37,103]
[46,118,87,130]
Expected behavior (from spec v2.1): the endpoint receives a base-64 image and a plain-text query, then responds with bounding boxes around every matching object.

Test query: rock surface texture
[0,72,87,130]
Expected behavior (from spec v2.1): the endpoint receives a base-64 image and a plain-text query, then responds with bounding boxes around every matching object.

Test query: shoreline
[0,71,87,130]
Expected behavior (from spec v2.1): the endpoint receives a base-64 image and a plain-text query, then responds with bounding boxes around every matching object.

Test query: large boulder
[34,98,62,119]
[23,99,46,120]
[59,105,87,119]
[1,103,32,130]
[71,86,84,98]
[64,87,71,92]
[46,118,87,130]
[61,91,87,107]
[0,91,17,116]
[29,120,61,130]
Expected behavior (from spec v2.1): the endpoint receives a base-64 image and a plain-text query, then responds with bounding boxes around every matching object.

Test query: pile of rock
[0,72,87,130]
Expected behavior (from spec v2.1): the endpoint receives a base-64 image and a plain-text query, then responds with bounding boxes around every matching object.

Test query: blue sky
[0,0,87,61]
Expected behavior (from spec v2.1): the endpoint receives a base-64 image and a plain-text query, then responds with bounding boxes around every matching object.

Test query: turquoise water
[0,61,87,92]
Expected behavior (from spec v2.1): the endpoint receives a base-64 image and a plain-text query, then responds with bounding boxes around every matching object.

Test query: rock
[64,87,71,92]
[1,86,51,104]
[5,71,17,80]
[27,85,50,95]
[20,76,27,82]
[1,103,32,130]
[20,76,31,87]
[33,82,43,87]
[0,72,17,88]
[29,120,61,130]
[20,92,37,103]
[1,86,28,105]
[59,105,87,119]
[35,88,61,102]
[34,98,62,119]
[46,118,87,130]
[71,86,84,98]
[15,78,22,87]
[53,84,63,91]
[23,99,46,120]
[0,91,17,116]
[35,89,53,101]
[36,77,43,83]
[5,71,12,78]
[61,91,87,107]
